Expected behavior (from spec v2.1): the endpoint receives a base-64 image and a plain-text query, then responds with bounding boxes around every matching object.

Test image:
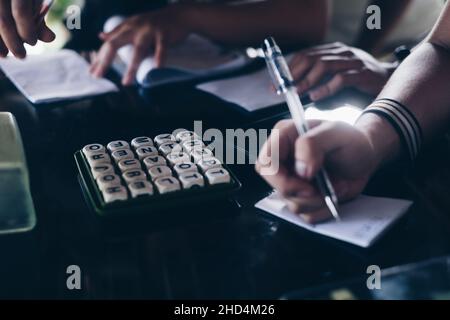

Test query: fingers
[296,57,363,93]
[123,34,151,85]
[38,23,55,43]
[256,120,355,223]
[285,194,325,213]
[154,31,167,68]
[295,121,354,180]
[12,0,37,45]
[285,199,333,223]
[0,1,26,58]
[299,207,333,224]
[256,119,321,207]
[289,43,347,81]
[256,119,298,175]
[308,70,361,101]
[90,30,131,78]
[0,37,8,57]
[100,22,127,42]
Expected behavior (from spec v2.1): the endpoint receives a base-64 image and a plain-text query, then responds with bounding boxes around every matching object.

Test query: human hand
[90,6,191,85]
[256,119,380,223]
[0,0,55,58]
[289,42,396,101]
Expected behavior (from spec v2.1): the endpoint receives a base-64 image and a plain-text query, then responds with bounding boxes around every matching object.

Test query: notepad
[0,50,118,104]
[197,67,284,112]
[255,192,412,248]
[196,53,296,112]
[104,16,250,87]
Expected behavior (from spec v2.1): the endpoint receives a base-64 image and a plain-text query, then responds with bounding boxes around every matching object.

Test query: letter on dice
[131,137,153,149]
[205,168,231,185]
[173,162,198,175]
[179,172,205,189]
[148,165,172,180]
[166,152,190,165]
[102,186,128,203]
[83,143,105,157]
[136,146,158,160]
[97,173,122,190]
[122,169,146,183]
[143,156,167,168]
[197,157,222,172]
[87,153,111,167]
[107,140,130,152]
[159,142,182,155]
[154,134,175,146]
[118,159,141,172]
[91,163,114,179]
[111,149,134,163]
[128,181,154,198]
[155,176,181,194]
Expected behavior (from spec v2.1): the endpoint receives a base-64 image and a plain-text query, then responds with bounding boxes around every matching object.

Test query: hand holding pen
[258,37,341,222]
[0,0,55,59]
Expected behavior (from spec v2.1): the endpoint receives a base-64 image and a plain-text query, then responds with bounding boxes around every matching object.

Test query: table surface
[1,69,450,300]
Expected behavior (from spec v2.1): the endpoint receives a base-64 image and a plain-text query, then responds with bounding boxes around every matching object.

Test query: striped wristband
[361,98,423,162]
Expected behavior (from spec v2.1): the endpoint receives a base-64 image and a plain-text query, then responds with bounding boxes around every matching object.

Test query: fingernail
[295,161,308,178]
[311,88,326,101]
[309,91,320,101]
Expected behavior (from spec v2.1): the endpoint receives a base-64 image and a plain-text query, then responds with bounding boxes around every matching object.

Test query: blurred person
[288,0,445,102]
[89,0,329,85]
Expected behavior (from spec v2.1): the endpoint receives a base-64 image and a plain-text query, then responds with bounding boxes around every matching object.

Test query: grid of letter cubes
[82,131,231,204]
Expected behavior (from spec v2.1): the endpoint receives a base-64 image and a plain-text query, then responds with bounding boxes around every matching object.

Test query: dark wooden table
[1,70,450,300]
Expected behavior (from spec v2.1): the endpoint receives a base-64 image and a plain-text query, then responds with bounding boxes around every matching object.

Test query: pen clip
[262,38,294,94]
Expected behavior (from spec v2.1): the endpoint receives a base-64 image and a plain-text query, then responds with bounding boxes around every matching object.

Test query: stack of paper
[0,50,118,104]
[256,192,413,248]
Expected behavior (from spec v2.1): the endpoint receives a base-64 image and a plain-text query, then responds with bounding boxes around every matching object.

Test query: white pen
[262,37,340,221]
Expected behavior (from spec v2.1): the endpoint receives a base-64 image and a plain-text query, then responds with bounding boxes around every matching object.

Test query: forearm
[356,43,450,169]
[181,0,328,47]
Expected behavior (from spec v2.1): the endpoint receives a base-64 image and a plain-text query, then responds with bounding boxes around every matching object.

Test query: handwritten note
[255,192,413,248]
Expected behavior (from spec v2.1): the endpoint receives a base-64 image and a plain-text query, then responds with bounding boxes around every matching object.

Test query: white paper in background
[305,105,363,125]
[0,50,118,104]
[104,16,248,85]
[255,192,413,248]
[197,67,284,112]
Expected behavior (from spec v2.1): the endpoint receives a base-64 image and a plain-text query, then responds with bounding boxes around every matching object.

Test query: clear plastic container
[0,112,36,234]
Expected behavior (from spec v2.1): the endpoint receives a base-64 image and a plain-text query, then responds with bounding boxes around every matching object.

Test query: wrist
[355,113,402,170]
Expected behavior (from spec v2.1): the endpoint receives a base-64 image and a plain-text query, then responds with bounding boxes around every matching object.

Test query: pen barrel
[315,169,338,206]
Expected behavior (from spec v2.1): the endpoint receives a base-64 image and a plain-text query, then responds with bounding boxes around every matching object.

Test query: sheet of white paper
[0,50,118,104]
[255,192,412,248]
[104,16,248,85]
[197,68,284,112]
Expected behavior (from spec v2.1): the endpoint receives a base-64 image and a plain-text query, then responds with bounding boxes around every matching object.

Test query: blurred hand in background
[90,6,190,85]
[0,0,55,58]
[289,42,397,101]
